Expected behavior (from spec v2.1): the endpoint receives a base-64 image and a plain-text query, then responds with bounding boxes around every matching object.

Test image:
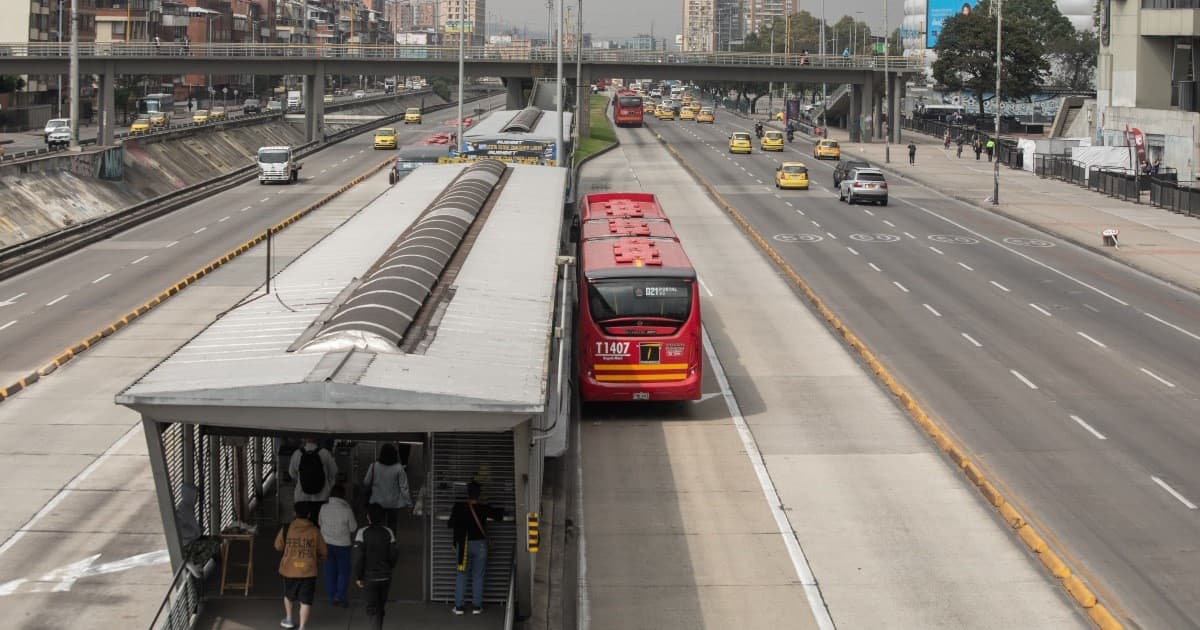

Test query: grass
[574,94,617,165]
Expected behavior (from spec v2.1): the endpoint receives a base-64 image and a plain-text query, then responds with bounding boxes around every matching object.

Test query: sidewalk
[818,125,1200,292]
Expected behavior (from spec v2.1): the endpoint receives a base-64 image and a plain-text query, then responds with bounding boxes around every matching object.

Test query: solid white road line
[91,274,111,284]
[893,281,909,293]
[1030,303,1053,317]
[929,246,944,255]
[1144,313,1200,342]
[1083,304,1100,313]
[1077,332,1107,348]
[1140,367,1176,388]
[131,255,149,265]
[164,241,178,249]
[702,328,837,630]
[0,320,16,331]
[1151,476,1198,509]
[1070,415,1108,440]
[958,262,974,271]
[1010,369,1039,390]
[696,276,715,297]
[846,247,859,256]
[962,332,983,347]
[45,295,68,307]
[882,220,896,227]
[923,304,942,317]
[904,232,916,239]
[0,292,27,306]
[193,227,207,234]
[869,263,882,272]
[990,280,1010,292]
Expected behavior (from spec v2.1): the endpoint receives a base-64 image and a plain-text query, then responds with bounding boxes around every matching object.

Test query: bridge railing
[0,42,924,70]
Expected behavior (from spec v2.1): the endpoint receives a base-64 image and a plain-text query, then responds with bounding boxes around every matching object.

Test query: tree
[932,0,1050,116]
[1053,28,1098,90]
[0,76,25,93]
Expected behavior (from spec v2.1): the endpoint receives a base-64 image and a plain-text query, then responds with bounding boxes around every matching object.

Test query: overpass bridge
[0,43,919,145]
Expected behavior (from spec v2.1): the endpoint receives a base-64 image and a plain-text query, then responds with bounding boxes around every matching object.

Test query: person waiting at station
[289,438,338,514]
[361,443,412,533]
[448,481,505,615]
[318,484,357,609]
[276,502,328,630]
[354,503,399,630]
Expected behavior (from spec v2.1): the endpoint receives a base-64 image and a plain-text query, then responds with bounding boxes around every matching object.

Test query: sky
[487,0,908,42]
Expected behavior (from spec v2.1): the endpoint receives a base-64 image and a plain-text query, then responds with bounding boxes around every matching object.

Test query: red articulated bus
[613,89,644,128]
[577,192,702,402]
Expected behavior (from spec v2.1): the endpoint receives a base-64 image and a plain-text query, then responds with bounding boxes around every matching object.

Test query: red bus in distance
[576,192,702,402]
[613,89,644,128]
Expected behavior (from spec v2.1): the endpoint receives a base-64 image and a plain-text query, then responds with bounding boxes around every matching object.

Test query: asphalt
[576,121,1085,628]
[647,111,1200,630]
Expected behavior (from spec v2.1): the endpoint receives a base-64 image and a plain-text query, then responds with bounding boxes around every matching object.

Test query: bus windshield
[587,279,692,323]
[137,99,165,113]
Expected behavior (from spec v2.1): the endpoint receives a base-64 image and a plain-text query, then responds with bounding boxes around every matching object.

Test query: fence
[1035,152,1196,210]
[1149,178,1200,217]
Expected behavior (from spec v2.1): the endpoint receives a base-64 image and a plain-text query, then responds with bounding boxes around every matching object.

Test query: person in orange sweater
[275,502,328,630]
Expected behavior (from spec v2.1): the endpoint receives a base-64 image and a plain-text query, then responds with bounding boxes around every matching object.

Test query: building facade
[742,0,796,37]
[437,0,483,45]
[0,0,96,104]
[1097,0,1200,180]
[715,0,743,51]
[682,0,714,52]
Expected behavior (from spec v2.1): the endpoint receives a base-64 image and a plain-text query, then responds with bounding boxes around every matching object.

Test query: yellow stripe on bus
[595,373,688,382]
[593,363,689,372]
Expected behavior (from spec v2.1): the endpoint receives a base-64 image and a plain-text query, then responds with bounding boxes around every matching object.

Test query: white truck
[286,89,302,111]
[257,146,301,184]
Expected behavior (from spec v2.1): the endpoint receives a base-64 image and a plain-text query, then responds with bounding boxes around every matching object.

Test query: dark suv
[242,98,262,115]
[833,158,871,188]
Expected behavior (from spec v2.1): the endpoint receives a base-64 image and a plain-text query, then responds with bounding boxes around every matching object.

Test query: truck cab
[257,146,301,184]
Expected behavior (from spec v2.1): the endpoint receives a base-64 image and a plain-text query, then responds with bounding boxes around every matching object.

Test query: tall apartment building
[682,0,714,52]
[1096,0,1200,181]
[0,0,96,102]
[437,0,483,44]
[743,0,797,36]
[715,0,743,51]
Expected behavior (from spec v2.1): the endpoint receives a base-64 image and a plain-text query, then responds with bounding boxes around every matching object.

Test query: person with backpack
[361,443,411,534]
[276,502,327,630]
[354,503,399,630]
[448,481,505,615]
[289,438,337,509]
[318,484,356,609]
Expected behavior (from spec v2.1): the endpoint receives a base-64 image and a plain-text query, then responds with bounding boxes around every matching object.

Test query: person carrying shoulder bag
[361,444,411,532]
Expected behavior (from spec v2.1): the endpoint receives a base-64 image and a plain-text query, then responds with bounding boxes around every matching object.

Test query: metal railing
[0,42,925,70]
[148,558,200,630]
[1142,0,1200,8]
[1149,177,1200,216]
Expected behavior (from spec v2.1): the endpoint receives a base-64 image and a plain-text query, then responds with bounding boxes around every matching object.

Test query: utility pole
[456,0,464,151]
[68,0,79,150]
[883,0,890,162]
[819,0,826,136]
[57,0,63,118]
[555,0,563,165]
[993,0,1002,204]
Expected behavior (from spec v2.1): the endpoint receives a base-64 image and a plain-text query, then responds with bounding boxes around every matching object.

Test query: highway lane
[644,114,1200,629]
[0,95,501,384]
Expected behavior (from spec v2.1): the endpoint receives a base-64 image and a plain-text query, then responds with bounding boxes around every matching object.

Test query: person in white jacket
[363,444,411,533]
[319,484,357,607]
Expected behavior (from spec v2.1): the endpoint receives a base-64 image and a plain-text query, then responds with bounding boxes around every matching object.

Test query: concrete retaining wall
[0,92,447,247]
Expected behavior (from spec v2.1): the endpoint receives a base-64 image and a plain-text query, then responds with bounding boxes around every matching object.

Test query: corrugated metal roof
[464,109,573,143]
[116,163,567,433]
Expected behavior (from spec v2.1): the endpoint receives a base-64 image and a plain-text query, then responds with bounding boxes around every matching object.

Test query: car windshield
[782,165,808,174]
[195,110,208,116]
[257,150,289,163]
[700,109,712,114]
[245,99,259,105]
[823,141,840,147]
[857,172,885,182]
[407,108,420,114]
[765,131,783,140]
[134,119,150,125]
[47,119,68,128]
[732,133,751,141]
[587,279,693,323]
[376,129,395,136]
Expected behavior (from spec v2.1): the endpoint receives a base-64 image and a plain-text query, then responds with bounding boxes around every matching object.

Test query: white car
[46,126,71,148]
[353,90,366,99]
[44,118,69,142]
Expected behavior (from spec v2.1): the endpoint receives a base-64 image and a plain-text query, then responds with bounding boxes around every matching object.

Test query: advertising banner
[461,138,556,164]
[926,0,978,48]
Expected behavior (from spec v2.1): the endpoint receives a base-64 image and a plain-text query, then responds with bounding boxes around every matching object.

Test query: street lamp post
[56,0,63,118]
[993,0,1002,204]
[68,0,78,150]
[456,0,465,152]
[820,0,826,137]
[883,0,890,162]
[555,0,563,165]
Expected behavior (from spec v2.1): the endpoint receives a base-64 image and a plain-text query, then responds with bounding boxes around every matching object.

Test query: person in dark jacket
[353,503,398,630]
[448,481,505,615]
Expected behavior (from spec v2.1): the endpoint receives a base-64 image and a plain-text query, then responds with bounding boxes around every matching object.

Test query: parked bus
[613,89,644,127]
[576,192,702,402]
[136,92,175,127]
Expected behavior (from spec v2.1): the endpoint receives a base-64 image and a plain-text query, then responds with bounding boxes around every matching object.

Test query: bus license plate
[639,343,661,364]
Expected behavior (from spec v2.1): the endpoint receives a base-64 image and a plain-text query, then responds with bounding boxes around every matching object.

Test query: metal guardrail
[1034,152,1196,213]
[148,563,200,630]
[0,42,925,70]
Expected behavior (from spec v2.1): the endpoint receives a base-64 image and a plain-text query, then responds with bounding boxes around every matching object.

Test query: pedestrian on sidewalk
[449,481,505,615]
[276,502,328,630]
[956,136,964,158]
[985,138,995,162]
[973,138,983,160]
[907,141,917,165]
[361,443,411,533]
[943,131,951,149]
[153,35,160,53]
[354,503,398,630]
[319,484,356,608]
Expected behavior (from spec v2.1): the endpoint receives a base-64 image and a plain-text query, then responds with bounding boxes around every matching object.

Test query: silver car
[839,167,889,206]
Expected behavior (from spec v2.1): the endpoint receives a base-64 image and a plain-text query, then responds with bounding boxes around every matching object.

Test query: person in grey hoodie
[362,444,411,533]
[318,484,357,608]
[289,439,338,506]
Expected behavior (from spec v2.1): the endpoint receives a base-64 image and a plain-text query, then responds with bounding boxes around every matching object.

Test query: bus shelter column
[890,73,905,145]
[576,67,591,140]
[504,77,524,110]
[143,417,186,570]
[98,60,116,146]
[513,420,533,618]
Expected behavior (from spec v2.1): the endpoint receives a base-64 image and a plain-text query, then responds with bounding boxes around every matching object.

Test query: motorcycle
[786,129,795,143]
[754,123,764,138]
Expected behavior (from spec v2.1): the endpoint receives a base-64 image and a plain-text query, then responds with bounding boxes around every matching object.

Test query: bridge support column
[872,76,884,140]
[98,61,116,147]
[890,74,905,145]
[861,77,876,142]
[849,83,862,143]
[504,78,524,110]
[576,67,591,141]
[304,66,325,143]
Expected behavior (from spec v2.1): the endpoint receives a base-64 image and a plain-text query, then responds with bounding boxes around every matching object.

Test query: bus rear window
[587,280,692,323]
[618,96,642,107]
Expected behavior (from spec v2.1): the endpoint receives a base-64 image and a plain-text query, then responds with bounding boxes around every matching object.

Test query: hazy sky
[487,0,907,42]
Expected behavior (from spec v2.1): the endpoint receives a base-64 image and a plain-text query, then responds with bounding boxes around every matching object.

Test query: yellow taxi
[643,101,656,116]
[209,107,227,121]
[775,162,810,189]
[814,139,841,160]
[191,109,210,124]
[696,107,714,123]
[130,117,151,134]
[689,103,702,114]
[680,107,695,120]
[728,131,753,154]
[656,104,676,120]
[374,127,398,149]
[760,130,785,151]
[148,111,169,127]
[404,107,422,124]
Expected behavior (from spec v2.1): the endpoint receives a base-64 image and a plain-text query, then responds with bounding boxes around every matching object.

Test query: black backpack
[297,448,326,495]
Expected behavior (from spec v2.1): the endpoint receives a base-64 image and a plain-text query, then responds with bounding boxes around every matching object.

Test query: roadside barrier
[651,130,1125,630]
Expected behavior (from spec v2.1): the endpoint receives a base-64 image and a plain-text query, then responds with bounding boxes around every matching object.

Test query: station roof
[464,108,573,143]
[116,163,567,434]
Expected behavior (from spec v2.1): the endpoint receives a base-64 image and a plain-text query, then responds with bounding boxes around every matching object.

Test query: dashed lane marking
[893,281,909,293]
[961,332,983,347]
[91,274,110,284]
[924,304,942,317]
[882,220,896,227]
[1140,368,1176,388]
[1151,476,1198,509]
[164,241,178,248]
[131,255,148,265]
[219,216,231,223]
[1077,332,1107,348]
[826,232,837,240]
[194,227,207,234]
[990,280,1010,292]
[1144,313,1200,342]
[1030,303,1053,317]
[45,295,68,307]
[0,321,15,331]
[1070,415,1107,440]
[869,263,882,272]
[846,247,859,256]
[1011,369,1039,390]
[259,197,271,203]
[929,246,944,255]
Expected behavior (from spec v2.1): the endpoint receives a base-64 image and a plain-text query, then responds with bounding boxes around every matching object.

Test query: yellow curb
[998,502,1025,528]
[1088,604,1122,630]
[1065,574,1098,608]
[1039,547,1072,579]
[1017,524,1047,553]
